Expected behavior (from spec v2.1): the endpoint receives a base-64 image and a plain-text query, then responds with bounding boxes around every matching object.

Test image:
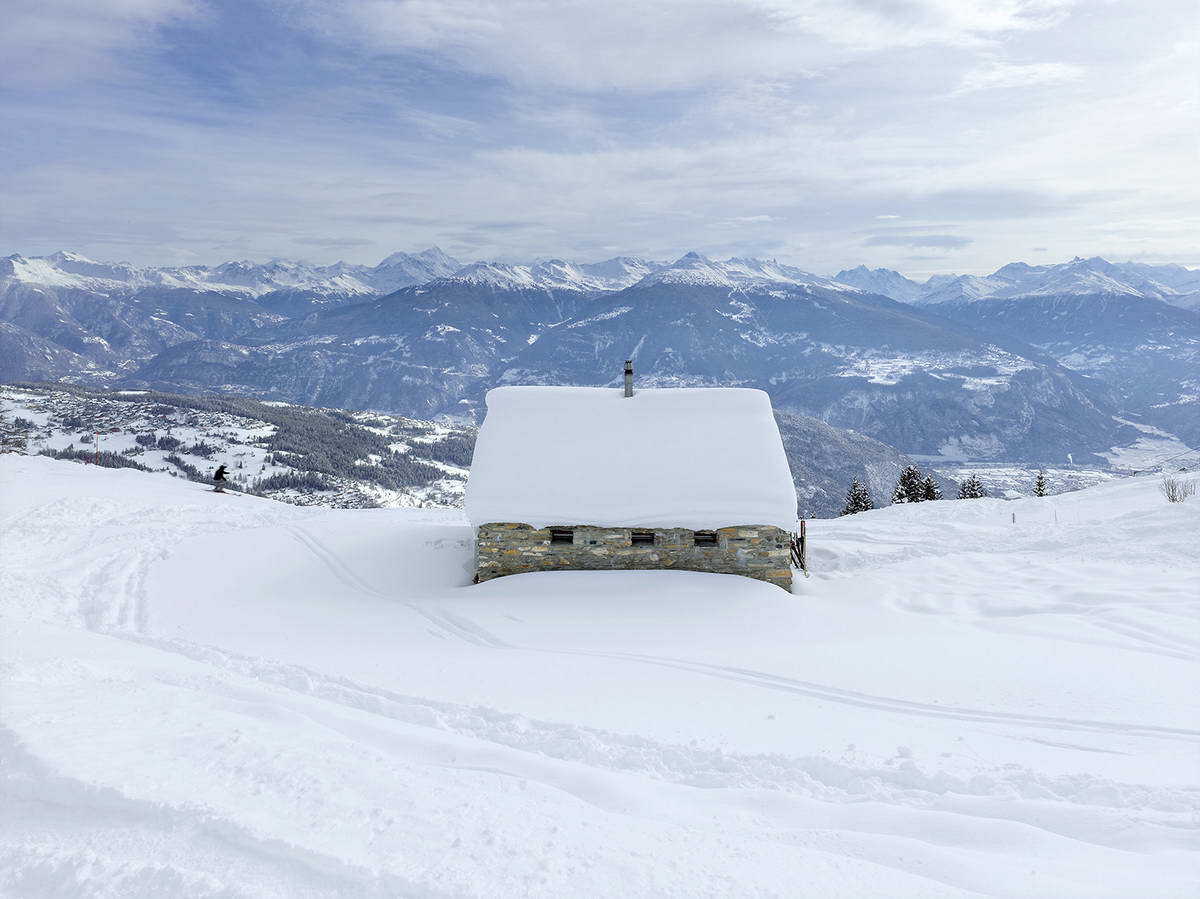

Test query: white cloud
[303,0,1077,91]
[4,0,1196,276]
[953,60,1085,94]
[2,0,199,85]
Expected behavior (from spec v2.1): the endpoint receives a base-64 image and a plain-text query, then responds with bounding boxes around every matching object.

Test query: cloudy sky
[2,0,1197,275]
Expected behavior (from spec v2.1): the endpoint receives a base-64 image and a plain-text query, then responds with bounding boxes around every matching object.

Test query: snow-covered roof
[465,386,798,531]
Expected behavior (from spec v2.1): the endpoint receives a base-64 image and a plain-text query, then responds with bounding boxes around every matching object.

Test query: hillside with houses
[0,384,472,510]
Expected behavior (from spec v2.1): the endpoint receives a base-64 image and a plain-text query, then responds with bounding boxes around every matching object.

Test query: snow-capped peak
[834,265,923,302]
[636,253,852,291]
[47,250,99,265]
[377,246,459,274]
[369,247,463,293]
[918,273,1006,304]
[577,256,663,287]
[722,257,851,291]
[908,256,1199,306]
[1,252,140,292]
[639,253,737,287]
[435,257,660,293]
[445,262,542,290]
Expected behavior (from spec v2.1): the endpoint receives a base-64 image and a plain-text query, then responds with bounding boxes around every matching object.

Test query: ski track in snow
[284,523,507,648]
[271,528,1197,745]
[228,522,1199,745]
[2,456,1198,897]
[87,628,1200,820]
[540,651,1200,743]
[1,724,436,899]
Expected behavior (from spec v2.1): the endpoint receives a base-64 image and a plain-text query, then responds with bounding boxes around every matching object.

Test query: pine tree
[892,465,926,504]
[921,475,941,501]
[958,474,987,499]
[1033,470,1048,497]
[841,479,875,515]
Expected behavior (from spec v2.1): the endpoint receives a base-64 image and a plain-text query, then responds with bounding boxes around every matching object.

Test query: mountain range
[3,247,1197,466]
[836,256,1200,310]
[835,256,1200,446]
[0,247,460,299]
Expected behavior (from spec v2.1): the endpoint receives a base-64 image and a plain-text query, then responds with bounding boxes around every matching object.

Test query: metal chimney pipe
[623,360,633,397]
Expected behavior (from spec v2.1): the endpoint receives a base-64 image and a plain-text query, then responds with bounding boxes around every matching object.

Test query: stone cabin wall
[475,523,793,590]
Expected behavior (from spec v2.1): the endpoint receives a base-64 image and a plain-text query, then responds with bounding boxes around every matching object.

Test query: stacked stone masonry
[475,523,793,591]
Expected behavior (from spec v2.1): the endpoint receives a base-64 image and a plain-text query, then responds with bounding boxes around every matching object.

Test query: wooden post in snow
[800,519,807,574]
[791,520,808,575]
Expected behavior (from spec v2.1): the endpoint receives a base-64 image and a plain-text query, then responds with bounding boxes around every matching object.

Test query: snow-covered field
[2,455,1197,897]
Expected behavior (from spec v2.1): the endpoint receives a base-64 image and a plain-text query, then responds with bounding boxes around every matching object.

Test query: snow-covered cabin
[465,376,798,590]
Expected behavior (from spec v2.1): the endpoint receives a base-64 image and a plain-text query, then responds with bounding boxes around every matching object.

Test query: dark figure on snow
[213,464,229,493]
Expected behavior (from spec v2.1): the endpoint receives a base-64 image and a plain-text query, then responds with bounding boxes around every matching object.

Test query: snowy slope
[2,455,1197,897]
